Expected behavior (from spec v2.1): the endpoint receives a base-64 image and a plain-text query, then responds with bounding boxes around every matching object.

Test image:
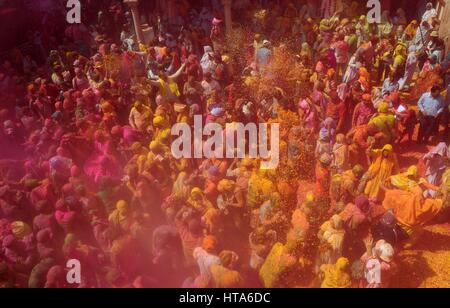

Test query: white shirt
[422,8,437,22]
[193,247,221,279]
[201,79,221,97]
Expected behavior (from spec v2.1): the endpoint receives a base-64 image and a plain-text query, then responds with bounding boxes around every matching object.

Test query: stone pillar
[168,0,177,20]
[124,0,144,43]
[222,0,233,35]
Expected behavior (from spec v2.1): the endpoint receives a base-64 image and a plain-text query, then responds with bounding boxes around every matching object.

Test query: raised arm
[169,63,186,81]
[148,79,161,87]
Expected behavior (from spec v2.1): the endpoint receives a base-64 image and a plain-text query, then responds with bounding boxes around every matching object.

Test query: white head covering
[378,242,394,262]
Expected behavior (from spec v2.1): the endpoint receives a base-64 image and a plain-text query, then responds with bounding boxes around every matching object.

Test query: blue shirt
[418,92,445,117]
[256,47,272,68]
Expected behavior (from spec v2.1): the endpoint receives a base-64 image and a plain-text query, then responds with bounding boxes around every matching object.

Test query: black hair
[431,84,441,93]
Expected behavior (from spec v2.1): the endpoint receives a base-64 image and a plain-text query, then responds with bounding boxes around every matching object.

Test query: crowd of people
[0,0,449,288]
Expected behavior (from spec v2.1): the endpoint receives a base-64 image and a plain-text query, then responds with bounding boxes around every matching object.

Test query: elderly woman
[210,250,244,288]
[193,235,221,285]
[378,11,394,38]
[187,187,214,216]
[360,237,397,288]
[423,143,449,198]
[368,102,396,147]
[399,45,418,90]
[298,98,319,133]
[249,227,277,272]
[364,144,399,201]
[331,134,349,174]
[108,200,134,235]
[316,215,346,273]
[259,229,304,288]
[320,257,352,288]
[352,93,376,127]
[217,179,246,230]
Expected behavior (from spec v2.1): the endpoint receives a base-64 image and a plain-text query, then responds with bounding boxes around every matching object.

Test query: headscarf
[377,101,390,113]
[202,235,218,253]
[428,142,448,157]
[319,153,333,165]
[322,215,345,251]
[359,67,371,91]
[379,11,393,37]
[389,166,419,191]
[201,46,215,74]
[10,221,32,239]
[404,20,418,38]
[355,195,370,213]
[300,43,313,61]
[380,210,397,228]
[375,240,394,262]
[219,250,239,268]
[321,257,352,288]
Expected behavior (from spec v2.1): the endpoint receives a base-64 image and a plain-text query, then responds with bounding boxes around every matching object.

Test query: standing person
[331,134,349,175]
[399,46,418,91]
[352,94,376,127]
[364,144,399,202]
[423,143,449,198]
[259,230,303,288]
[148,64,187,103]
[332,32,350,82]
[316,153,333,200]
[368,102,396,147]
[193,235,221,285]
[421,2,437,23]
[210,18,225,53]
[256,40,273,71]
[210,250,244,288]
[360,237,397,288]
[417,85,446,144]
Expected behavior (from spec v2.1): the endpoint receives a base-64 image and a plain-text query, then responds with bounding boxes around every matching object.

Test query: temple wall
[438,0,450,54]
